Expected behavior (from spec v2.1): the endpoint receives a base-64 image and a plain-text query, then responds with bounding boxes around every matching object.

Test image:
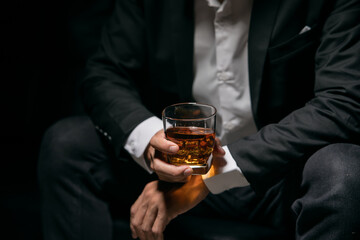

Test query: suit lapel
[170,0,195,101]
[248,0,281,121]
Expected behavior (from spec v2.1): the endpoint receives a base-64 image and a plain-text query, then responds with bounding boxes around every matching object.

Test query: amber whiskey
[165,127,215,173]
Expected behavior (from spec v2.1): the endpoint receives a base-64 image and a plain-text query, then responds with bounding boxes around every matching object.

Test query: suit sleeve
[81,0,154,159]
[230,0,360,194]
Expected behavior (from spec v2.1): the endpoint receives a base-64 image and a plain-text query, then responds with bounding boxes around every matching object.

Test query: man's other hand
[130,176,209,240]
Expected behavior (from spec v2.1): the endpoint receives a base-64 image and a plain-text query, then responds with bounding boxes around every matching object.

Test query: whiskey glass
[162,102,217,175]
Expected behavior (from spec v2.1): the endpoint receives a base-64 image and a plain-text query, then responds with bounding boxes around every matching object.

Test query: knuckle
[141,226,151,233]
[142,190,152,198]
[131,220,139,228]
[152,161,159,171]
[140,203,148,212]
[143,190,150,198]
[149,197,158,205]
[130,207,136,217]
[170,171,179,177]
[152,227,162,235]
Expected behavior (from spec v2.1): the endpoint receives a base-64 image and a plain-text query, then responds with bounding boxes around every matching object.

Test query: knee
[303,143,360,195]
[37,116,96,184]
[40,116,94,153]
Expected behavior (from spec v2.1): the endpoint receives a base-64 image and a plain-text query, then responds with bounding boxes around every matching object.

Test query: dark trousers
[37,116,360,240]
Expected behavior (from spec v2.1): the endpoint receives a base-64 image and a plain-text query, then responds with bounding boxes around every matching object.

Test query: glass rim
[162,102,217,121]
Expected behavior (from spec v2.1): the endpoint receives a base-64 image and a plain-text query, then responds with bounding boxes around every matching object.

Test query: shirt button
[217,72,228,81]
[224,122,234,130]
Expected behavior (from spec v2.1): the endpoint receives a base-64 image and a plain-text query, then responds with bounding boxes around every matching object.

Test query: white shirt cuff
[202,145,249,194]
[124,116,163,173]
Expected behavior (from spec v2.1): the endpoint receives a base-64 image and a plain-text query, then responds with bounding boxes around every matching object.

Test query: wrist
[192,175,210,200]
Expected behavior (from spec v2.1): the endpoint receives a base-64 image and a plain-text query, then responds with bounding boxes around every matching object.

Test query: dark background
[1,0,114,239]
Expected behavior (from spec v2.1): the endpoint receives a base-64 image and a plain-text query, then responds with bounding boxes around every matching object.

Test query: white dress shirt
[125,0,256,194]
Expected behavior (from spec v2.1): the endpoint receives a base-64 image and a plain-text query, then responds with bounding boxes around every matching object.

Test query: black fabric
[291,144,360,239]
[114,215,287,240]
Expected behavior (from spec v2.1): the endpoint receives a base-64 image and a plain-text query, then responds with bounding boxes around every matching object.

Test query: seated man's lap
[38,116,360,237]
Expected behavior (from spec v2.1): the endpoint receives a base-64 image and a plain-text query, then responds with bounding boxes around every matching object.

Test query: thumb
[152,158,193,177]
[150,130,179,154]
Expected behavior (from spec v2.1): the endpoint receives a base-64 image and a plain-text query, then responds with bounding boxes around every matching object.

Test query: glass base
[189,157,212,175]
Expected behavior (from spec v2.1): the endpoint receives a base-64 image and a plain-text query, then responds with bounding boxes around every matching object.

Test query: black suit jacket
[82,0,360,194]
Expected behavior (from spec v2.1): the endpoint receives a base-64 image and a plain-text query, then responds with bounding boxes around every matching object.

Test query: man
[38,0,360,239]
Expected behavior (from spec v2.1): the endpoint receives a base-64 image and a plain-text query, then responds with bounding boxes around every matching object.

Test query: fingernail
[169,145,178,152]
[184,168,192,176]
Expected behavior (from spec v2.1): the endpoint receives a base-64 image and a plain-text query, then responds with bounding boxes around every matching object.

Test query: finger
[154,228,164,240]
[213,138,225,156]
[130,215,143,239]
[141,204,159,240]
[130,195,147,240]
[130,223,138,239]
[157,171,192,183]
[150,131,179,154]
[152,158,192,182]
[145,145,156,170]
[130,194,142,239]
[152,207,168,240]
[212,155,227,168]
